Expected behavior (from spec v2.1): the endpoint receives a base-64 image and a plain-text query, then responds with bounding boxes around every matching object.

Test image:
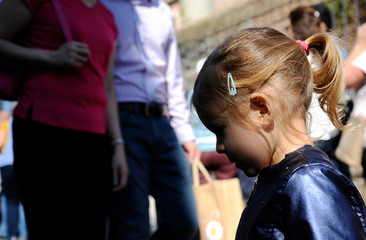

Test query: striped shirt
[101,0,195,144]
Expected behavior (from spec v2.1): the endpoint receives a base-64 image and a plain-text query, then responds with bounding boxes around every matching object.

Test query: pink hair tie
[295,40,310,56]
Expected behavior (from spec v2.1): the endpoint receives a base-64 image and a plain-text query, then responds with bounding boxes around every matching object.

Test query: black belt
[118,102,166,118]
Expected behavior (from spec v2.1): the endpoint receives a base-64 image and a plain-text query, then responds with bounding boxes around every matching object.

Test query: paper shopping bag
[192,159,245,240]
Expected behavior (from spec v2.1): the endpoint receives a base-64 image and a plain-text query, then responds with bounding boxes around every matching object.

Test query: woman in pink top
[0,0,128,239]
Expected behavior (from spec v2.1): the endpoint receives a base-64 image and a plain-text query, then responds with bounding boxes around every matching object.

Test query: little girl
[192,27,366,239]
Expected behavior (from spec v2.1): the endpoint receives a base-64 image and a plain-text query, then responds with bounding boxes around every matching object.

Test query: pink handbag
[0,0,72,100]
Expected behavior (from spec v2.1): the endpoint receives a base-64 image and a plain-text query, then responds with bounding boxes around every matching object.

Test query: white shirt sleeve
[165,14,195,144]
[352,49,366,73]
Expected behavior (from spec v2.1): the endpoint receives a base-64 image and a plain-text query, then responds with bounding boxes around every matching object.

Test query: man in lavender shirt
[101,0,200,239]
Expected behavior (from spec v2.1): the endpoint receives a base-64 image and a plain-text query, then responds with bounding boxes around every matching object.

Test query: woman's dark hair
[289,6,322,40]
[311,3,333,30]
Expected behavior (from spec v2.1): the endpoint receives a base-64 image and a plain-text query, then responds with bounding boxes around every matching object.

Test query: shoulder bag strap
[51,0,73,42]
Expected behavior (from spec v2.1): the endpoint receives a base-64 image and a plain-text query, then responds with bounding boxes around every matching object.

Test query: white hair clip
[227,72,237,96]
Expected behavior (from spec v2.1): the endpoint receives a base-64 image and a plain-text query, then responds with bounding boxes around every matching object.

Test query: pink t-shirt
[14,0,118,134]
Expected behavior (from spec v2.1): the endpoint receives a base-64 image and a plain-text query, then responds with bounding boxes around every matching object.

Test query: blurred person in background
[0,0,128,239]
[311,2,332,31]
[101,0,200,239]
[0,101,27,240]
[344,23,366,180]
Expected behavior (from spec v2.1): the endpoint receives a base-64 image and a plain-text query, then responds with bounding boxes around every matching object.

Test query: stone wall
[176,0,356,92]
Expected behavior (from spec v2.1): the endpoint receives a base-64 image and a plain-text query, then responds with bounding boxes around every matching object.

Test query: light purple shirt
[101,0,195,144]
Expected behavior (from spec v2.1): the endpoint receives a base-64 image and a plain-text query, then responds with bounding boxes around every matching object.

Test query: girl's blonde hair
[192,27,345,135]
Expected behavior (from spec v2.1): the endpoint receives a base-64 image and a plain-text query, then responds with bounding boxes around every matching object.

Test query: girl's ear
[249,93,273,130]
[320,21,327,33]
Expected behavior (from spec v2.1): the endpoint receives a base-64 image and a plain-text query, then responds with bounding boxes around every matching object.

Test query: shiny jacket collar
[236,145,366,239]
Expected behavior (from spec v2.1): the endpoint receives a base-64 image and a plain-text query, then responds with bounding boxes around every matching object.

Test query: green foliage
[326,0,351,31]
[326,0,366,31]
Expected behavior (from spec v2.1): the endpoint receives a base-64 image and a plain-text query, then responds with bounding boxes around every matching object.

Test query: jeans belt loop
[145,102,151,117]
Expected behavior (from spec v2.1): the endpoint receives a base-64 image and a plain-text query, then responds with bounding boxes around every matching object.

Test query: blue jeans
[108,111,198,240]
[0,165,27,239]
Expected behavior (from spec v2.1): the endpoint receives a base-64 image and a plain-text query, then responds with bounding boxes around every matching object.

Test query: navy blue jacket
[236,145,366,239]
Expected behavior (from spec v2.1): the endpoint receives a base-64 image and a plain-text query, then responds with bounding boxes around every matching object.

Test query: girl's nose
[216,142,225,154]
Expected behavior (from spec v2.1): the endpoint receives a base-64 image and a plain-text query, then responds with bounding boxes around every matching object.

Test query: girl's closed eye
[202,116,227,134]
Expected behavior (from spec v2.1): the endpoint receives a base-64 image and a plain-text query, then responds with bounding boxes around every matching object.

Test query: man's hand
[183,140,201,164]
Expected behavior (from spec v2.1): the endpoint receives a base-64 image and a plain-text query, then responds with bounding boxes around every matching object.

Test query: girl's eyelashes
[203,117,227,134]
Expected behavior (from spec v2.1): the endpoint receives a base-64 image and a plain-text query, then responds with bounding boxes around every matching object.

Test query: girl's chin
[237,164,258,177]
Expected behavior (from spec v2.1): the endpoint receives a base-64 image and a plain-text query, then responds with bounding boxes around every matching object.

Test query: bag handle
[51,0,73,42]
[192,158,213,187]
[192,158,225,223]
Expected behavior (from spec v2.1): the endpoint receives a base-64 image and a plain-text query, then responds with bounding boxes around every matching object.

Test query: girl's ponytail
[306,33,346,130]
